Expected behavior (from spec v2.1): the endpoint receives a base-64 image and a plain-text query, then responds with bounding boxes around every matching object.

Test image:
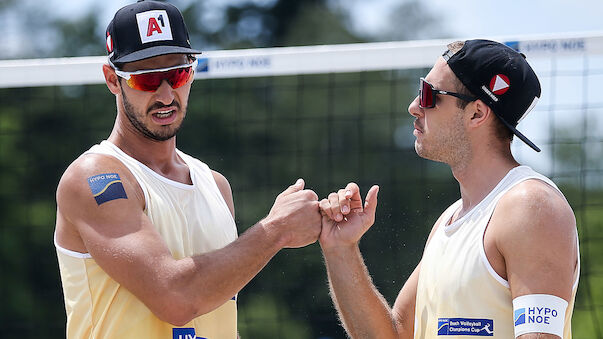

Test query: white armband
[513,294,568,338]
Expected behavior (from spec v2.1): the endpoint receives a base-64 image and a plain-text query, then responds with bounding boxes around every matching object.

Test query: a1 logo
[136,10,173,44]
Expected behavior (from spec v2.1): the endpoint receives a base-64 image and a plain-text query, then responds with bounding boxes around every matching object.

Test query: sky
[5,0,603,58]
[352,0,603,39]
[43,0,603,42]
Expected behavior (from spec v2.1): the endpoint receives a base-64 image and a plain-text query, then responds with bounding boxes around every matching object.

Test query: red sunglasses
[419,77,477,108]
[111,59,198,92]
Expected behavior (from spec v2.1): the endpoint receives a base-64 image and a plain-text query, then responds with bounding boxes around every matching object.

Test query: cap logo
[490,74,510,95]
[106,32,113,53]
[136,10,173,44]
[147,17,163,36]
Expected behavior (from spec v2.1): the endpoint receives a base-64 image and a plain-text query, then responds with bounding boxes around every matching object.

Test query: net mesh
[0,35,601,338]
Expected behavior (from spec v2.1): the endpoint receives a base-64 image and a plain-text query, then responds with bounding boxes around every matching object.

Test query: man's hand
[319,183,379,250]
[317,183,402,339]
[262,179,322,248]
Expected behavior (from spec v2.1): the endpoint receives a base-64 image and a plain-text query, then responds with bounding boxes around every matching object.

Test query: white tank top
[414,166,579,338]
[55,140,239,339]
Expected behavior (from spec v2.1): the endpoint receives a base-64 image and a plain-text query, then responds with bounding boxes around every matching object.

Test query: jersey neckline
[443,165,529,235]
[102,140,197,190]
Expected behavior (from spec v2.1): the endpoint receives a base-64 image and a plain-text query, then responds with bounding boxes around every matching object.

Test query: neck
[107,115,182,175]
[450,146,519,217]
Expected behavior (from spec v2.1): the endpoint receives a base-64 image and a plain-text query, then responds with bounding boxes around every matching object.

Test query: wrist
[320,242,360,258]
[258,217,289,249]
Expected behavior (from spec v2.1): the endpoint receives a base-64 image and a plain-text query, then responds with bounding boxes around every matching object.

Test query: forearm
[157,219,286,323]
[323,245,398,339]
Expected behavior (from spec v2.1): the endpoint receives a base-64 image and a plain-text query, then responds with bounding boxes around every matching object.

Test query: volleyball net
[0,33,601,338]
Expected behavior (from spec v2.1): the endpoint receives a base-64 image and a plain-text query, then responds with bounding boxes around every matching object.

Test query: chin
[414,142,426,158]
[415,144,441,163]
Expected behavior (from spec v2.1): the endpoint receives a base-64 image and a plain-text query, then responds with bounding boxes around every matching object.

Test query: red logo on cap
[489,74,510,95]
[147,17,163,37]
[106,32,113,53]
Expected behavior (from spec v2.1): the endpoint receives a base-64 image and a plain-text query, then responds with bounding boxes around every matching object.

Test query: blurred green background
[0,0,601,338]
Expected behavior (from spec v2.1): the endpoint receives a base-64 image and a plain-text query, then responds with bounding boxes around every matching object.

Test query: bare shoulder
[490,178,577,298]
[56,152,144,232]
[57,153,143,211]
[55,152,146,252]
[211,169,235,218]
[495,179,575,236]
[210,170,230,191]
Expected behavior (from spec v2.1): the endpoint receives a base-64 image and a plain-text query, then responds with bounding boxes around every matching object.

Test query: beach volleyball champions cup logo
[437,318,494,336]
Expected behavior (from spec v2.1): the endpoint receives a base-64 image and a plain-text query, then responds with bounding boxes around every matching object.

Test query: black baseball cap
[443,39,542,152]
[105,0,201,67]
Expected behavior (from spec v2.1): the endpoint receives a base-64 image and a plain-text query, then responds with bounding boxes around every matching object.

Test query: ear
[102,64,122,95]
[468,99,493,129]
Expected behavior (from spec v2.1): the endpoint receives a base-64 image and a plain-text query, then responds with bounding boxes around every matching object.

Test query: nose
[153,80,175,105]
[408,95,423,118]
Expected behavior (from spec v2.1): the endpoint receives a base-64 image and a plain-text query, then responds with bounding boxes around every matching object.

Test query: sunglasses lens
[126,66,194,92]
[167,67,194,89]
[419,79,434,108]
[126,73,162,92]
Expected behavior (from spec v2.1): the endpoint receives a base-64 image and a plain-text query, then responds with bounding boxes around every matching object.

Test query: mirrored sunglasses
[111,59,198,92]
[419,77,477,108]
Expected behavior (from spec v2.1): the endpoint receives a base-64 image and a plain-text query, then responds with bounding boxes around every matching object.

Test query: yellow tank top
[414,166,579,338]
[56,140,238,339]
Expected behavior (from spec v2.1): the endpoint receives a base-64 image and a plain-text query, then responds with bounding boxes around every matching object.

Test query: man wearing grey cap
[54,1,322,338]
[318,40,579,338]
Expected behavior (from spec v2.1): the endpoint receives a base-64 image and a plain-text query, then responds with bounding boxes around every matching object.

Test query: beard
[120,86,184,141]
[414,109,471,166]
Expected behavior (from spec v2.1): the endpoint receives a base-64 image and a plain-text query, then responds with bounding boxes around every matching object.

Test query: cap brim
[495,113,541,152]
[113,45,202,64]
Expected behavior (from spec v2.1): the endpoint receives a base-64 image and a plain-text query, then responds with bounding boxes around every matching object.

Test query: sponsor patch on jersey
[87,173,127,205]
[438,318,494,336]
[173,327,207,339]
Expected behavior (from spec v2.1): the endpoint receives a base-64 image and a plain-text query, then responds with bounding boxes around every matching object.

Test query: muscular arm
[489,180,578,339]
[324,247,424,339]
[56,154,321,326]
[319,184,445,339]
[323,245,399,338]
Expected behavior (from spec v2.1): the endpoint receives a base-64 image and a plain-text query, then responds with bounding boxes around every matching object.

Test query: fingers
[319,183,377,223]
[344,182,360,198]
[319,182,361,222]
[332,183,361,217]
[279,178,305,197]
[340,182,363,213]
[327,192,344,222]
[319,198,333,219]
[302,189,319,202]
[363,185,380,220]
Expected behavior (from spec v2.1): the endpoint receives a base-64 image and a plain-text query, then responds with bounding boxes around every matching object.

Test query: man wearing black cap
[54,1,321,338]
[318,40,579,338]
